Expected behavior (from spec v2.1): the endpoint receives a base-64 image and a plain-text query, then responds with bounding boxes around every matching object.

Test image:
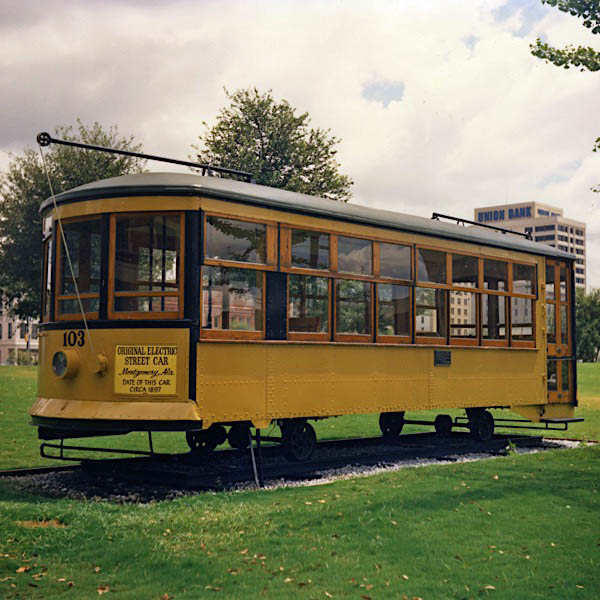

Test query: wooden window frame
[203,212,277,272]
[287,274,331,342]
[281,225,332,276]
[510,261,538,299]
[509,296,536,349]
[414,286,448,346]
[108,211,184,320]
[377,241,413,282]
[200,266,266,341]
[336,233,375,278]
[449,290,479,347]
[333,279,374,342]
[41,232,53,323]
[481,292,509,348]
[55,215,101,321]
[375,283,412,344]
[546,260,571,357]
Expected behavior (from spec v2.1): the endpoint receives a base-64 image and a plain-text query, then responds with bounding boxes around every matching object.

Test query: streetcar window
[337,236,372,276]
[546,303,556,345]
[449,291,477,339]
[288,275,329,334]
[377,284,410,338]
[452,254,478,288]
[511,297,534,341]
[57,219,101,316]
[415,287,447,338]
[417,249,446,284]
[482,294,506,341]
[291,230,329,270]
[560,304,568,345]
[559,265,567,301]
[113,214,181,316]
[513,263,536,296]
[42,237,53,321]
[202,267,263,331]
[547,360,557,392]
[379,243,411,280]
[545,264,555,300]
[205,216,266,264]
[335,279,372,336]
[483,259,507,291]
[561,360,570,392]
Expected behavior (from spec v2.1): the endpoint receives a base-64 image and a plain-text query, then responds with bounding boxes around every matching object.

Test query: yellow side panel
[195,343,549,423]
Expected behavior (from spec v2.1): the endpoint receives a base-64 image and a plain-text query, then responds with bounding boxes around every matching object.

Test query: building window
[575,229,583,236]
[535,225,555,232]
[576,277,585,284]
[576,268,584,275]
[0,324,2,339]
[511,298,534,341]
[8,323,13,339]
[450,291,476,340]
[558,235,568,242]
[536,235,555,242]
[337,236,372,276]
[575,239,584,246]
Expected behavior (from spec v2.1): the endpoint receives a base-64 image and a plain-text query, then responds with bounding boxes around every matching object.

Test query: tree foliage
[530,1,600,71]
[0,120,145,319]
[194,88,353,202]
[575,287,600,362]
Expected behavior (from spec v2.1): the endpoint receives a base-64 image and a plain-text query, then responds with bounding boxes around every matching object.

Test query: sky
[1,0,598,288]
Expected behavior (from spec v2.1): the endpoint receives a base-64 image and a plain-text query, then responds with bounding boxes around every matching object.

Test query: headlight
[52,349,79,379]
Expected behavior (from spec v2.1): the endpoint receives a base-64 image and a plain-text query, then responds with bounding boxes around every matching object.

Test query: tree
[530,1,600,170]
[575,287,600,362]
[0,120,146,319]
[193,88,353,202]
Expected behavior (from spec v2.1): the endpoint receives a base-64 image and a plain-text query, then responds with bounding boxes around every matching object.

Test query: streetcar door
[545,260,574,403]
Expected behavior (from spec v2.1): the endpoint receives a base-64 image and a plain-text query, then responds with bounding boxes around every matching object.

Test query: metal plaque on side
[434,350,451,367]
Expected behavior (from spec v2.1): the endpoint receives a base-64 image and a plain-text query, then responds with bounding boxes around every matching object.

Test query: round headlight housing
[52,349,79,379]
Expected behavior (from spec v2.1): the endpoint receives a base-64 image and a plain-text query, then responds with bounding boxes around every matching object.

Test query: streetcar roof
[42,172,573,260]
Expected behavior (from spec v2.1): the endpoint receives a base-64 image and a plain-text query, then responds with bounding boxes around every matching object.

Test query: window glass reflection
[380,243,411,280]
[452,255,478,288]
[291,230,329,270]
[289,275,329,333]
[338,237,372,275]
[205,216,266,264]
[417,249,446,284]
[336,279,371,335]
[450,291,476,338]
[378,284,410,337]
[482,294,506,340]
[415,287,447,337]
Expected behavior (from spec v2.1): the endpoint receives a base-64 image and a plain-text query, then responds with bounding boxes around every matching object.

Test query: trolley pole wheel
[379,411,405,439]
[467,409,494,442]
[280,420,317,461]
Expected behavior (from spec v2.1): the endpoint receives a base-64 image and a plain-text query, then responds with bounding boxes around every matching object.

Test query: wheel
[186,424,227,453]
[468,410,494,442]
[434,414,453,436]
[228,423,251,450]
[379,412,405,439]
[281,420,317,461]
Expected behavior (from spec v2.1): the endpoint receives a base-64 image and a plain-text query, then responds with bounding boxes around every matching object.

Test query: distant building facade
[474,202,586,290]
[0,306,39,365]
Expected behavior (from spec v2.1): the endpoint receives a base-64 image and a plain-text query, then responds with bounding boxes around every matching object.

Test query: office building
[474,202,586,290]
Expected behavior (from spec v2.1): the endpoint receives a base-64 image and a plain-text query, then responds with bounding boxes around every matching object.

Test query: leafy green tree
[575,287,600,362]
[0,120,145,319]
[530,1,600,162]
[194,88,353,202]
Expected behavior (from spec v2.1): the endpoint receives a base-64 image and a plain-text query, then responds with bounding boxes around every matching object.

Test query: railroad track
[79,432,547,490]
[0,464,81,478]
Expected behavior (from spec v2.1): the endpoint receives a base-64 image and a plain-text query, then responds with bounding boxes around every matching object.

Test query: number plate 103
[63,330,85,347]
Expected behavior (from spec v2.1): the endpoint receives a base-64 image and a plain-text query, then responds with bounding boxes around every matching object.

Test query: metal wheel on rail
[227,423,251,450]
[280,420,317,461]
[379,411,405,439]
[467,409,494,442]
[186,424,227,453]
[434,414,453,437]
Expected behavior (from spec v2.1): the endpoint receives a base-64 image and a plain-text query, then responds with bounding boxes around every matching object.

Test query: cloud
[0,0,598,288]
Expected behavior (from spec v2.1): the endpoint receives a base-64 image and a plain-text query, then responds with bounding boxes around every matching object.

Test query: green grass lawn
[1,364,599,598]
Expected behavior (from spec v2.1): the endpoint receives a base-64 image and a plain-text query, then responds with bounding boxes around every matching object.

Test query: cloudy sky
[1,0,598,287]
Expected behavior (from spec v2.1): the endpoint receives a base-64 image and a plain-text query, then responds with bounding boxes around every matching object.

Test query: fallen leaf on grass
[484,585,496,590]
[576,585,584,589]
[492,474,499,480]
[325,593,333,598]
[361,595,372,600]
[402,574,409,581]
[16,566,31,573]
[17,519,65,529]
[0,577,15,582]
[240,548,248,555]
[284,577,293,583]
[305,501,312,505]
[94,566,101,573]
[205,585,222,592]
[161,595,173,600]
[97,585,110,595]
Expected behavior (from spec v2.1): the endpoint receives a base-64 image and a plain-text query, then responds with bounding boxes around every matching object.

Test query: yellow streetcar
[31,134,580,461]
